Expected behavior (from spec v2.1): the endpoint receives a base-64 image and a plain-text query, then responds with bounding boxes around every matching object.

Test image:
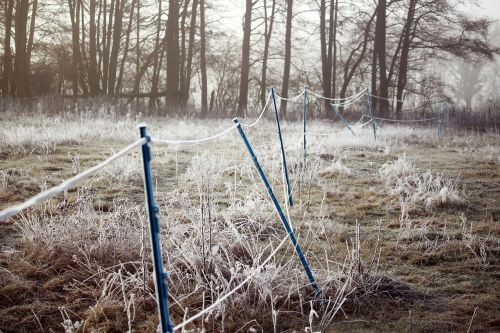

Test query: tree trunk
[199,0,208,117]
[339,11,376,109]
[166,0,181,113]
[1,0,14,96]
[260,0,275,108]
[375,0,389,117]
[237,0,253,117]
[396,0,417,118]
[98,0,105,87]
[179,0,190,108]
[89,0,99,94]
[319,0,331,112]
[331,0,338,99]
[209,90,215,114]
[14,0,31,97]
[149,0,163,110]
[102,0,115,94]
[68,0,81,97]
[116,0,137,95]
[371,40,378,112]
[107,0,124,96]
[280,0,293,118]
[26,0,37,79]
[79,0,89,95]
[182,0,198,108]
[135,0,140,105]
[129,27,168,104]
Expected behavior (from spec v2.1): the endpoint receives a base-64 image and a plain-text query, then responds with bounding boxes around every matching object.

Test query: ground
[0,111,499,332]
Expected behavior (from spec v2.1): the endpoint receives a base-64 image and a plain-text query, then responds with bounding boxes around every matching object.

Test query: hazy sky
[216,0,500,32]
[476,0,500,20]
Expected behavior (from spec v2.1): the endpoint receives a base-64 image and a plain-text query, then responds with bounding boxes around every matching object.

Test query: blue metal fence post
[271,86,293,207]
[367,86,377,140]
[303,86,308,169]
[139,125,174,333]
[233,118,321,297]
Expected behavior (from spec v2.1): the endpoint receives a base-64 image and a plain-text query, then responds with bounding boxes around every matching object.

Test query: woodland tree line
[0,0,498,118]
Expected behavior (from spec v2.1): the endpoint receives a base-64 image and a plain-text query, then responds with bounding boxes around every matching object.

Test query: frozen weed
[319,157,352,177]
[380,156,464,213]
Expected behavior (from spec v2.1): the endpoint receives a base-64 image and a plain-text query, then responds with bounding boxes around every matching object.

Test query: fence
[0,85,451,332]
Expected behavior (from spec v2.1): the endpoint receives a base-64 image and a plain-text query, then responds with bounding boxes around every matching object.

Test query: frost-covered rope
[151,125,237,146]
[370,93,439,104]
[330,92,366,107]
[0,138,147,222]
[309,88,367,103]
[152,93,271,146]
[274,90,305,101]
[372,116,437,123]
[173,235,288,331]
[351,118,373,128]
[241,91,272,128]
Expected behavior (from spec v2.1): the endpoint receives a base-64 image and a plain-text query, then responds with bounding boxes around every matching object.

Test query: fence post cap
[137,123,147,129]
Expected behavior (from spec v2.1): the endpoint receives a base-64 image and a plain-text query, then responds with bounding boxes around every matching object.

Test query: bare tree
[454,60,485,111]
[181,0,198,109]
[149,0,163,109]
[107,0,125,96]
[260,0,275,108]
[1,0,14,96]
[395,0,417,118]
[166,0,181,112]
[200,0,208,117]
[279,0,293,118]
[237,0,253,117]
[13,0,31,97]
[88,0,99,94]
[374,0,389,117]
[116,0,137,95]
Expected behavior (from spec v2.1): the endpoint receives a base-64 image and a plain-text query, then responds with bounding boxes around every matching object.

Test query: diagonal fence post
[139,125,174,333]
[233,118,321,297]
[332,104,356,136]
[271,87,293,207]
[367,86,377,140]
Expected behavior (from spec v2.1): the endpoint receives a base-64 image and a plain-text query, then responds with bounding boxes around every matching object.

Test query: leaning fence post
[139,125,174,333]
[332,104,356,136]
[233,118,321,297]
[271,86,293,207]
[303,86,308,169]
[367,86,377,140]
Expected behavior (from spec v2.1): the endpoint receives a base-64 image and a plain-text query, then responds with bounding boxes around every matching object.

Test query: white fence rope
[152,92,272,146]
[370,93,439,104]
[173,235,288,331]
[274,90,305,101]
[330,91,366,108]
[372,116,437,123]
[241,91,272,128]
[174,124,314,330]
[0,138,147,222]
[151,125,237,146]
[352,118,373,128]
[309,88,367,103]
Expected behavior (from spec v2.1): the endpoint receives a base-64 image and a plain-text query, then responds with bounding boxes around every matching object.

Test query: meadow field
[0,109,499,332]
